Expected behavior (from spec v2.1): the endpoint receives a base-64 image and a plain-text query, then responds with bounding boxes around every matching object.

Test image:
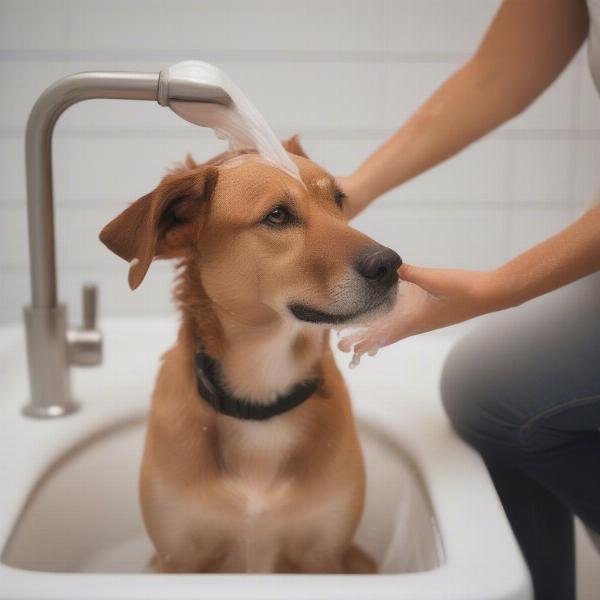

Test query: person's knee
[440,335,518,454]
[441,337,485,440]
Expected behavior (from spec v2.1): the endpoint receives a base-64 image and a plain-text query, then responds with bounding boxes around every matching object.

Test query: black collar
[194,350,321,421]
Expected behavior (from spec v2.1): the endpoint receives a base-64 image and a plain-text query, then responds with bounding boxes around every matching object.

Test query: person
[336,1,600,599]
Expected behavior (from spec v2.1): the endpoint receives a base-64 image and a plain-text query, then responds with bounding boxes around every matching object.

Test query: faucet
[23,62,232,418]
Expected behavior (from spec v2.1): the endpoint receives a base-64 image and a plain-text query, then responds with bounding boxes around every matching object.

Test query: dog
[99,137,401,574]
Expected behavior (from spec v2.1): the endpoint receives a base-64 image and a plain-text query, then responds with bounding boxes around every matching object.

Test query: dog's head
[100,137,401,327]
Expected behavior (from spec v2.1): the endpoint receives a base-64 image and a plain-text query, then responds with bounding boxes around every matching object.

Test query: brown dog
[100,138,401,574]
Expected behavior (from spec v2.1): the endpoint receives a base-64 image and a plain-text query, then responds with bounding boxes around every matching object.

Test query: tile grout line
[503,133,516,262]
[2,128,600,140]
[567,60,584,219]
[0,48,474,64]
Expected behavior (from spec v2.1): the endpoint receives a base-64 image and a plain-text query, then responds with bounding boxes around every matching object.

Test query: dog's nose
[355,246,402,287]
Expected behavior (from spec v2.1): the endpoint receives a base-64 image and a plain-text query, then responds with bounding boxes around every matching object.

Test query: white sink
[0,318,531,599]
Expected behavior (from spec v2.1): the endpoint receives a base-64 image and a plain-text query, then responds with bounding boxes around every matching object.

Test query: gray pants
[441,272,600,600]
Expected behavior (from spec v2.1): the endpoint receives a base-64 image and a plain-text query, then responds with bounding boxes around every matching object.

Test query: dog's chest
[219,417,298,490]
[161,419,320,571]
[208,419,350,572]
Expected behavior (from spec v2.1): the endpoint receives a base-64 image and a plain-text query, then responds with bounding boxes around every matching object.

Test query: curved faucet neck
[25,71,159,309]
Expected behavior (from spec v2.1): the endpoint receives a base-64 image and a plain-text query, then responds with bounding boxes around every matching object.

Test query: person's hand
[337,264,502,358]
[336,175,373,220]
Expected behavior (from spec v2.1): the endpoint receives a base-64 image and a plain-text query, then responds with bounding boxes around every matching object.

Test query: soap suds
[337,281,432,368]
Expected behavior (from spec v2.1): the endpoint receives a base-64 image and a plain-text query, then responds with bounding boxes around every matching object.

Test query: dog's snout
[355,246,402,287]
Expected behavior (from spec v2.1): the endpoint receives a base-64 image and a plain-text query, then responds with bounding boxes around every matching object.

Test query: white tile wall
[573,139,600,212]
[353,206,507,270]
[510,139,571,205]
[383,0,499,55]
[385,138,510,205]
[0,0,599,327]
[577,57,600,130]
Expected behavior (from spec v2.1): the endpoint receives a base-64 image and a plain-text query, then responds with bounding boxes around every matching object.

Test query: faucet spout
[23,65,231,418]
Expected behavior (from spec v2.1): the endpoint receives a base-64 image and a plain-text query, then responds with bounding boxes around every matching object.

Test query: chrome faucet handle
[82,284,97,330]
[67,284,103,367]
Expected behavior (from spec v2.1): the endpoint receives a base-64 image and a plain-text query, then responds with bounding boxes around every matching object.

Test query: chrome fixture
[23,62,232,418]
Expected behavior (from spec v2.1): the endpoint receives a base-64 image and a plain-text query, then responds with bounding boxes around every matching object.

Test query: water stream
[166,61,301,181]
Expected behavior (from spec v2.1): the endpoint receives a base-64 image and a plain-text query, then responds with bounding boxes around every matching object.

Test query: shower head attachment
[157,60,233,127]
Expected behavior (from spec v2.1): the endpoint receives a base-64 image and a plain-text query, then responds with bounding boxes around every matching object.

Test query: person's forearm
[490,203,600,310]
[349,0,588,206]
[351,58,522,202]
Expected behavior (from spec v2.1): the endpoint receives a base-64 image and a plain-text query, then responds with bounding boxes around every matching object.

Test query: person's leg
[484,459,575,600]
[440,272,600,600]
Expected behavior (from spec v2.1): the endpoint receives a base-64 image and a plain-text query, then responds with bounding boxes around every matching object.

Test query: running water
[166,61,301,181]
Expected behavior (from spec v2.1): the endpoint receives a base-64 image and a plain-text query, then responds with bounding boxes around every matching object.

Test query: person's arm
[338,203,600,354]
[341,0,589,218]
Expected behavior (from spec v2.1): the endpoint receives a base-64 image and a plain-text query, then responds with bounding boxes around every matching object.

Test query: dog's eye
[265,206,291,226]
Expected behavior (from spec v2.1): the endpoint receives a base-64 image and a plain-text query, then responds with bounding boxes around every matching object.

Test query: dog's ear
[99,167,218,290]
[282,134,308,158]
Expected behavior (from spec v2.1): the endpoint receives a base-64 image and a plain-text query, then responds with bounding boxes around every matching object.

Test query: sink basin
[1,416,441,575]
[0,317,531,599]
